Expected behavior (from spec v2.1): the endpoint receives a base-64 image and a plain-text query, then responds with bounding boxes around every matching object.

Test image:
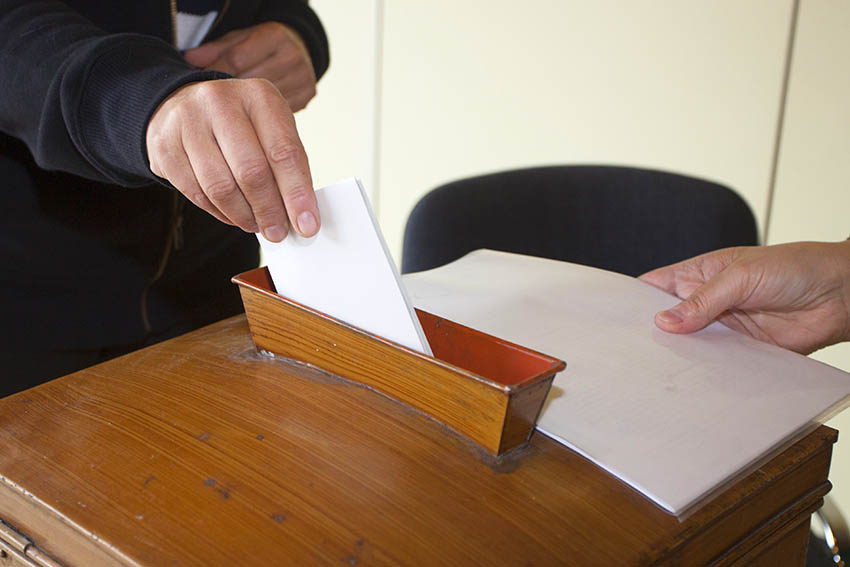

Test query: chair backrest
[401,165,759,276]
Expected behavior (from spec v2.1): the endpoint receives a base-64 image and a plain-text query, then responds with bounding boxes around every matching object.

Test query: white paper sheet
[404,250,850,516]
[259,178,432,356]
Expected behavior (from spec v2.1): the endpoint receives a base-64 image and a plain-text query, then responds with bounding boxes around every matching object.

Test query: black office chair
[401,165,759,276]
[807,495,850,567]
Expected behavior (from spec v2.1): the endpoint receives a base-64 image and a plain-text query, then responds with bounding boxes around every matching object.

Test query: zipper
[139,0,186,336]
[140,195,184,334]
[140,0,232,335]
[169,0,177,48]
[207,0,231,37]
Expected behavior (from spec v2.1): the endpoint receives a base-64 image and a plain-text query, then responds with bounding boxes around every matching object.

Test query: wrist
[836,239,850,342]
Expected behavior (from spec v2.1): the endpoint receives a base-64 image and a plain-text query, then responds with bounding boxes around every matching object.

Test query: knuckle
[302,87,317,105]
[259,21,285,38]
[223,48,246,71]
[280,49,300,66]
[252,202,284,224]
[685,292,711,316]
[267,142,303,171]
[193,85,221,108]
[250,77,277,97]
[193,80,218,98]
[204,178,239,201]
[282,185,314,205]
[184,189,207,206]
[147,133,171,158]
[195,80,233,105]
[235,160,272,188]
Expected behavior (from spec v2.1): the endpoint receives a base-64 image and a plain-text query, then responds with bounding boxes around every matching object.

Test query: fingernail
[656,307,684,325]
[263,224,287,242]
[297,211,318,236]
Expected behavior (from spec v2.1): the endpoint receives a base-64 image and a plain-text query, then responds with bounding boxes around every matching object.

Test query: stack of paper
[403,250,850,516]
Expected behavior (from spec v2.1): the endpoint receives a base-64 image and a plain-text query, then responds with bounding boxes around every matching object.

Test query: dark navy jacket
[0,2,329,356]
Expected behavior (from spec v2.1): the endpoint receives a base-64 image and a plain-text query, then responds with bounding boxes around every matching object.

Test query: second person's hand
[145,78,320,242]
[184,22,317,112]
[638,241,850,354]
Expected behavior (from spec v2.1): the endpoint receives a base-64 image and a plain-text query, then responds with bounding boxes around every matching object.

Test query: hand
[184,22,316,112]
[146,78,320,242]
[638,241,850,354]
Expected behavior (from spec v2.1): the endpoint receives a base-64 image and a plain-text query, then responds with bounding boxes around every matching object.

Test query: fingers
[184,23,317,111]
[283,88,315,113]
[246,84,319,236]
[146,79,319,242]
[209,95,290,240]
[151,143,232,226]
[637,247,749,334]
[652,268,746,334]
[184,28,250,68]
[189,23,284,76]
[638,266,678,295]
[182,125,257,232]
[279,23,311,61]
[240,56,316,110]
[204,31,274,76]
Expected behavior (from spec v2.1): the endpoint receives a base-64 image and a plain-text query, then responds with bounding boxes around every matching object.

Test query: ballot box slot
[233,267,566,456]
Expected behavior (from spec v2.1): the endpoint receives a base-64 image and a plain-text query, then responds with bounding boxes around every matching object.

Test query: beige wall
[377,0,791,258]
[294,0,379,199]
[298,0,850,518]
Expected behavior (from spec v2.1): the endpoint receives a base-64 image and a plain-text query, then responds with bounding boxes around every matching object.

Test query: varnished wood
[0,316,837,566]
[234,267,565,455]
[727,519,812,567]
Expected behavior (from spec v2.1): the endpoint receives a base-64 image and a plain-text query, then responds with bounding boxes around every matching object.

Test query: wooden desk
[0,316,836,566]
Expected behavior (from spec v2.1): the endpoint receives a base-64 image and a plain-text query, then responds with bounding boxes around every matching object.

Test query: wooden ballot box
[0,316,837,566]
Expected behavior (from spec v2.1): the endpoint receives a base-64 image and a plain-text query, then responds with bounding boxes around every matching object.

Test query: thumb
[653,270,744,334]
[184,43,222,68]
[184,28,249,68]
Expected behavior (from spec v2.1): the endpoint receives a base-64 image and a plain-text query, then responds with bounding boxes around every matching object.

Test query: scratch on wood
[143,475,157,488]
[203,478,230,499]
[344,539,365,566]
[198,433,211,441]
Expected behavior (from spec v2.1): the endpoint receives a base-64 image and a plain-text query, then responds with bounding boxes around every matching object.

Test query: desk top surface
[0,316,836,566]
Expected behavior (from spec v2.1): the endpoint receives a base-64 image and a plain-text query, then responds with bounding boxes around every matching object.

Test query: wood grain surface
[0,316,836,566]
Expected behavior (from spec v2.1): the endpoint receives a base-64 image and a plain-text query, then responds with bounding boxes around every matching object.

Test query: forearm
[0,1,226,186]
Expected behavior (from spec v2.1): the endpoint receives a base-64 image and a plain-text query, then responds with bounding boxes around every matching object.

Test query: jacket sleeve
[257,0,330,80]
[0,1,229,187]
